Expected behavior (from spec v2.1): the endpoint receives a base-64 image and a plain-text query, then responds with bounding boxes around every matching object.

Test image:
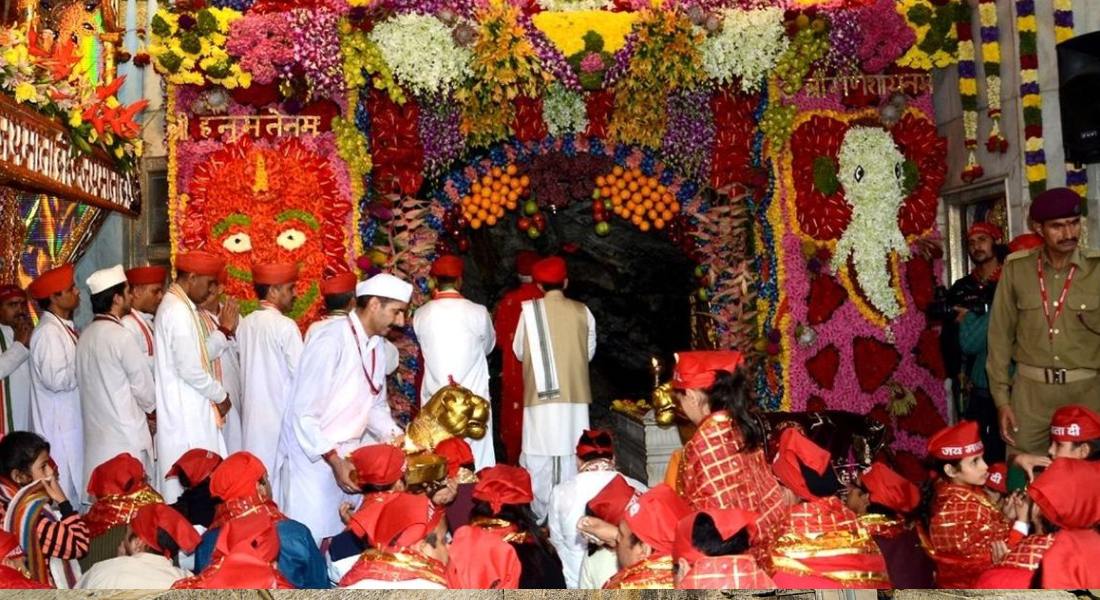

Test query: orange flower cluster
[596,166,679,232]
[460,164,530,229]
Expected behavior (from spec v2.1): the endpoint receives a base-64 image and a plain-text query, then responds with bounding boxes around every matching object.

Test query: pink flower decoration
[226,12,295,86]
[579,52,605,73]
[857,0,915,73]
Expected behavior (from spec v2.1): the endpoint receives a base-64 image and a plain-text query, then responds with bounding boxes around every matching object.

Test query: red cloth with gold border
[678,411,788,540]
[603,554,674,590]
[171,554,295,589]
[210,495,286,530]
[339,549,446,588]
[678,555,776,589]
[767,497,890,589]
[493,282,543,465]
[928,482,1013,588]
[83,485,164,538]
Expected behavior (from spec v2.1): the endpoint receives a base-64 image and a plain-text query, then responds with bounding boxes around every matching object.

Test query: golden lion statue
[403,380,489,454]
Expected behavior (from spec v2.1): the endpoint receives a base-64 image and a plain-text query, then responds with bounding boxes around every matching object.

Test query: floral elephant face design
[829,127,910,319]
[182,137,350,324]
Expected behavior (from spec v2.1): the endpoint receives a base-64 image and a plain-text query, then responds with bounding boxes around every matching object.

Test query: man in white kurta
[154,251,237,504]
[237,262,303,489]
[0,284,32,435]
[412,255,496,470]
[512,257,596,522]
[120,266,167,375]
[279,273,411,544]
[77,265,157,505]
[26,263,84,504]
[199,276,243,454]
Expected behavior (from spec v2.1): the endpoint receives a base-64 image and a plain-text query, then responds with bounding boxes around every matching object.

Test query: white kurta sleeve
[512,317,526,361]
[0,339,28,379]
[365,389,402,442]
[290,335,341,460]
[206,328,230,359]
[167,311,225,401]
[585,307,596,361]
[479,307,496,356]
[119,335,156,414]
[282,321,304,375]
[31,326,76,392]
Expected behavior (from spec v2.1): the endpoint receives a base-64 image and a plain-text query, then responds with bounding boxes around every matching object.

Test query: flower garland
[608,10,704,148]
[150,7,252,89]
[700,7,788,94]
[543,82,588,136]
[1053,0,1088,198]
[369,13,471,98]
[956,6,982,182]
[1016,0,1044,198]
[895,0,959,70]
[978,0,1006,154]
[458,1,550,147]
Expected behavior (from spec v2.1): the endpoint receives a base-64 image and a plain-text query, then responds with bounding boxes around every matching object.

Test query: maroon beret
[1029,187,1082,223]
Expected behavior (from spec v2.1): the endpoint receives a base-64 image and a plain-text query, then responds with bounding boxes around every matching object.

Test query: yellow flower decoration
[532,10,637,56]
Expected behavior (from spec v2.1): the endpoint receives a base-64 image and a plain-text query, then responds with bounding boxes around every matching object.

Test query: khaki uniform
[987,246,1100,455]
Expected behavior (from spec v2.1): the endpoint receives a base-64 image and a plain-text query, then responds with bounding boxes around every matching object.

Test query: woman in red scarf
[673,351,787,540]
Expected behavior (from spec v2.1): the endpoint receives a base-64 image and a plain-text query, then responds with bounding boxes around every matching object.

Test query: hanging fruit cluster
[459,165,530,230]
[594,166,680,233]
[516,197,548,239]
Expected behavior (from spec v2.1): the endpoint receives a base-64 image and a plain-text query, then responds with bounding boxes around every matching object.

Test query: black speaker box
[1059,31,1100,164]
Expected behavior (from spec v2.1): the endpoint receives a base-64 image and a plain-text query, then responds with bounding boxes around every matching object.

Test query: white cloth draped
[412,293,496,470]
[0,324,31,433]
[120,309,156,374]
[28,311,83,504]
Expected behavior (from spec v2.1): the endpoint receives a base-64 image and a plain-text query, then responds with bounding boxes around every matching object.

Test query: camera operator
[952,222,1007,463]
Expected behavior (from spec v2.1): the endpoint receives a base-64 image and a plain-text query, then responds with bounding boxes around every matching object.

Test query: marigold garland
[956,8,981,182]
[150,7,252,89]
[608,10,704,148]
[458,1,551,147]
[977,0,1006,154]
[895,0,959,70]
[1053,0,1088,198]
[1016,0,1045,198]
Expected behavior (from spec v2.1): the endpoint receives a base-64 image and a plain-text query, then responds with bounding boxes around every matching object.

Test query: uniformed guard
[987,187,1100,456]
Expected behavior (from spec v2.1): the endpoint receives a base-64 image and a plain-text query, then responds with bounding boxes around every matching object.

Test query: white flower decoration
[222,232,252,253]
[700,7,788,94]
[370,14,472,98]
[542,83,588,137]
[277,228,307,251]
[831,126,910,320]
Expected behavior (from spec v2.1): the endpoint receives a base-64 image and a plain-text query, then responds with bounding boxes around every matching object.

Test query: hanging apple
[517,216,531,231]
[527,227,541,239]
[595,221,611,236]
[523,199,539,216]
[532,212,547,230]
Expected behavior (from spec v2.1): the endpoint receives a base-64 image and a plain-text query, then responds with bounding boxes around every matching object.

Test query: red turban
[576,429,614,458]
[27,264,74,299]
[473,465,533,514]
[252,262,298,285]
[130,503,202,556]
[672,350,743,390]
[347,492,441,551]
[586,474,637,527]
[434,437,474,478]
[176,251,226,277]
[213,512,280,563]
[0,284,26,303]
[772,427,832,501]
[985,463,1008,494]
[673,507,757,564]
[430,255,464,278]
[86,453,146,498]
[209,452,266,501]
[165,449,223,486]
[927,421,984,461]
[966,222,1003,242]
[1029,187,1083,223]
[1008,233,1044,254]
[624,484,692,555]
[531,256,566,285]
[1050,405,1100,443]
[320,272,356,296]
[861,462,921,514]
[349,444,406,487]
[125,266,167,286]
[515,251,540,276]
[1028,458,1100,529]
[445,525,521,589]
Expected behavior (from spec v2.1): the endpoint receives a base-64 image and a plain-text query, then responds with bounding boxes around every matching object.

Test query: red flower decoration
[709,88,756,189]
[905,256,936,311]
[914,327,946,379]
[852,336,901,393]
[806,344,841,391]
[513,96,548,142]
[892,112,947,237]
[806,273,848,325]
[898,387,947,437]
[584,89,614,139]
[369,89,424,196]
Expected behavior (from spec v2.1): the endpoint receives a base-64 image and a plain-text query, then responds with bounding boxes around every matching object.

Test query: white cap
[86,264,127,295]
[356,273,413,303]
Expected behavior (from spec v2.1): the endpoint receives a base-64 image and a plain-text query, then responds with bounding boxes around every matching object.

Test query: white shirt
[120,308,156,373]
[76,314,157,504]
[28,311,83,504]
[154,285,228,504]
[237,304,303,477]
[279,313,401,542]
[578,546,618,589]
[0,323,31,432]
[548,466,647,588]
[413,292,496,470]
[201,308,243,454]
[76,552,191,589]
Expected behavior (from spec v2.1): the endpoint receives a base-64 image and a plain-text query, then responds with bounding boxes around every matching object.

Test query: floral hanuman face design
[830,126,910,319]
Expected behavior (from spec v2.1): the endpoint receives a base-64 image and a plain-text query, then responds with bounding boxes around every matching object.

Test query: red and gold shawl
[339,549,446,588]
[603,554,674,590]
[83,485,163,538]
[210,495,286,530]
[927,482,1013,588]
[679,555,776,589]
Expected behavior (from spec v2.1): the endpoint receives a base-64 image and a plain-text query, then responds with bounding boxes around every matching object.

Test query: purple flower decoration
[419,94,466,181]
[661,88,714,181]
[285,9,345,100]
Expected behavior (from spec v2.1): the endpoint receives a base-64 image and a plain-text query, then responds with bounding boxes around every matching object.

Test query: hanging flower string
[978,0,1006,153]
[956,7,981,182]
[1053,0,1088,198]
[1016,0,1045,198]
